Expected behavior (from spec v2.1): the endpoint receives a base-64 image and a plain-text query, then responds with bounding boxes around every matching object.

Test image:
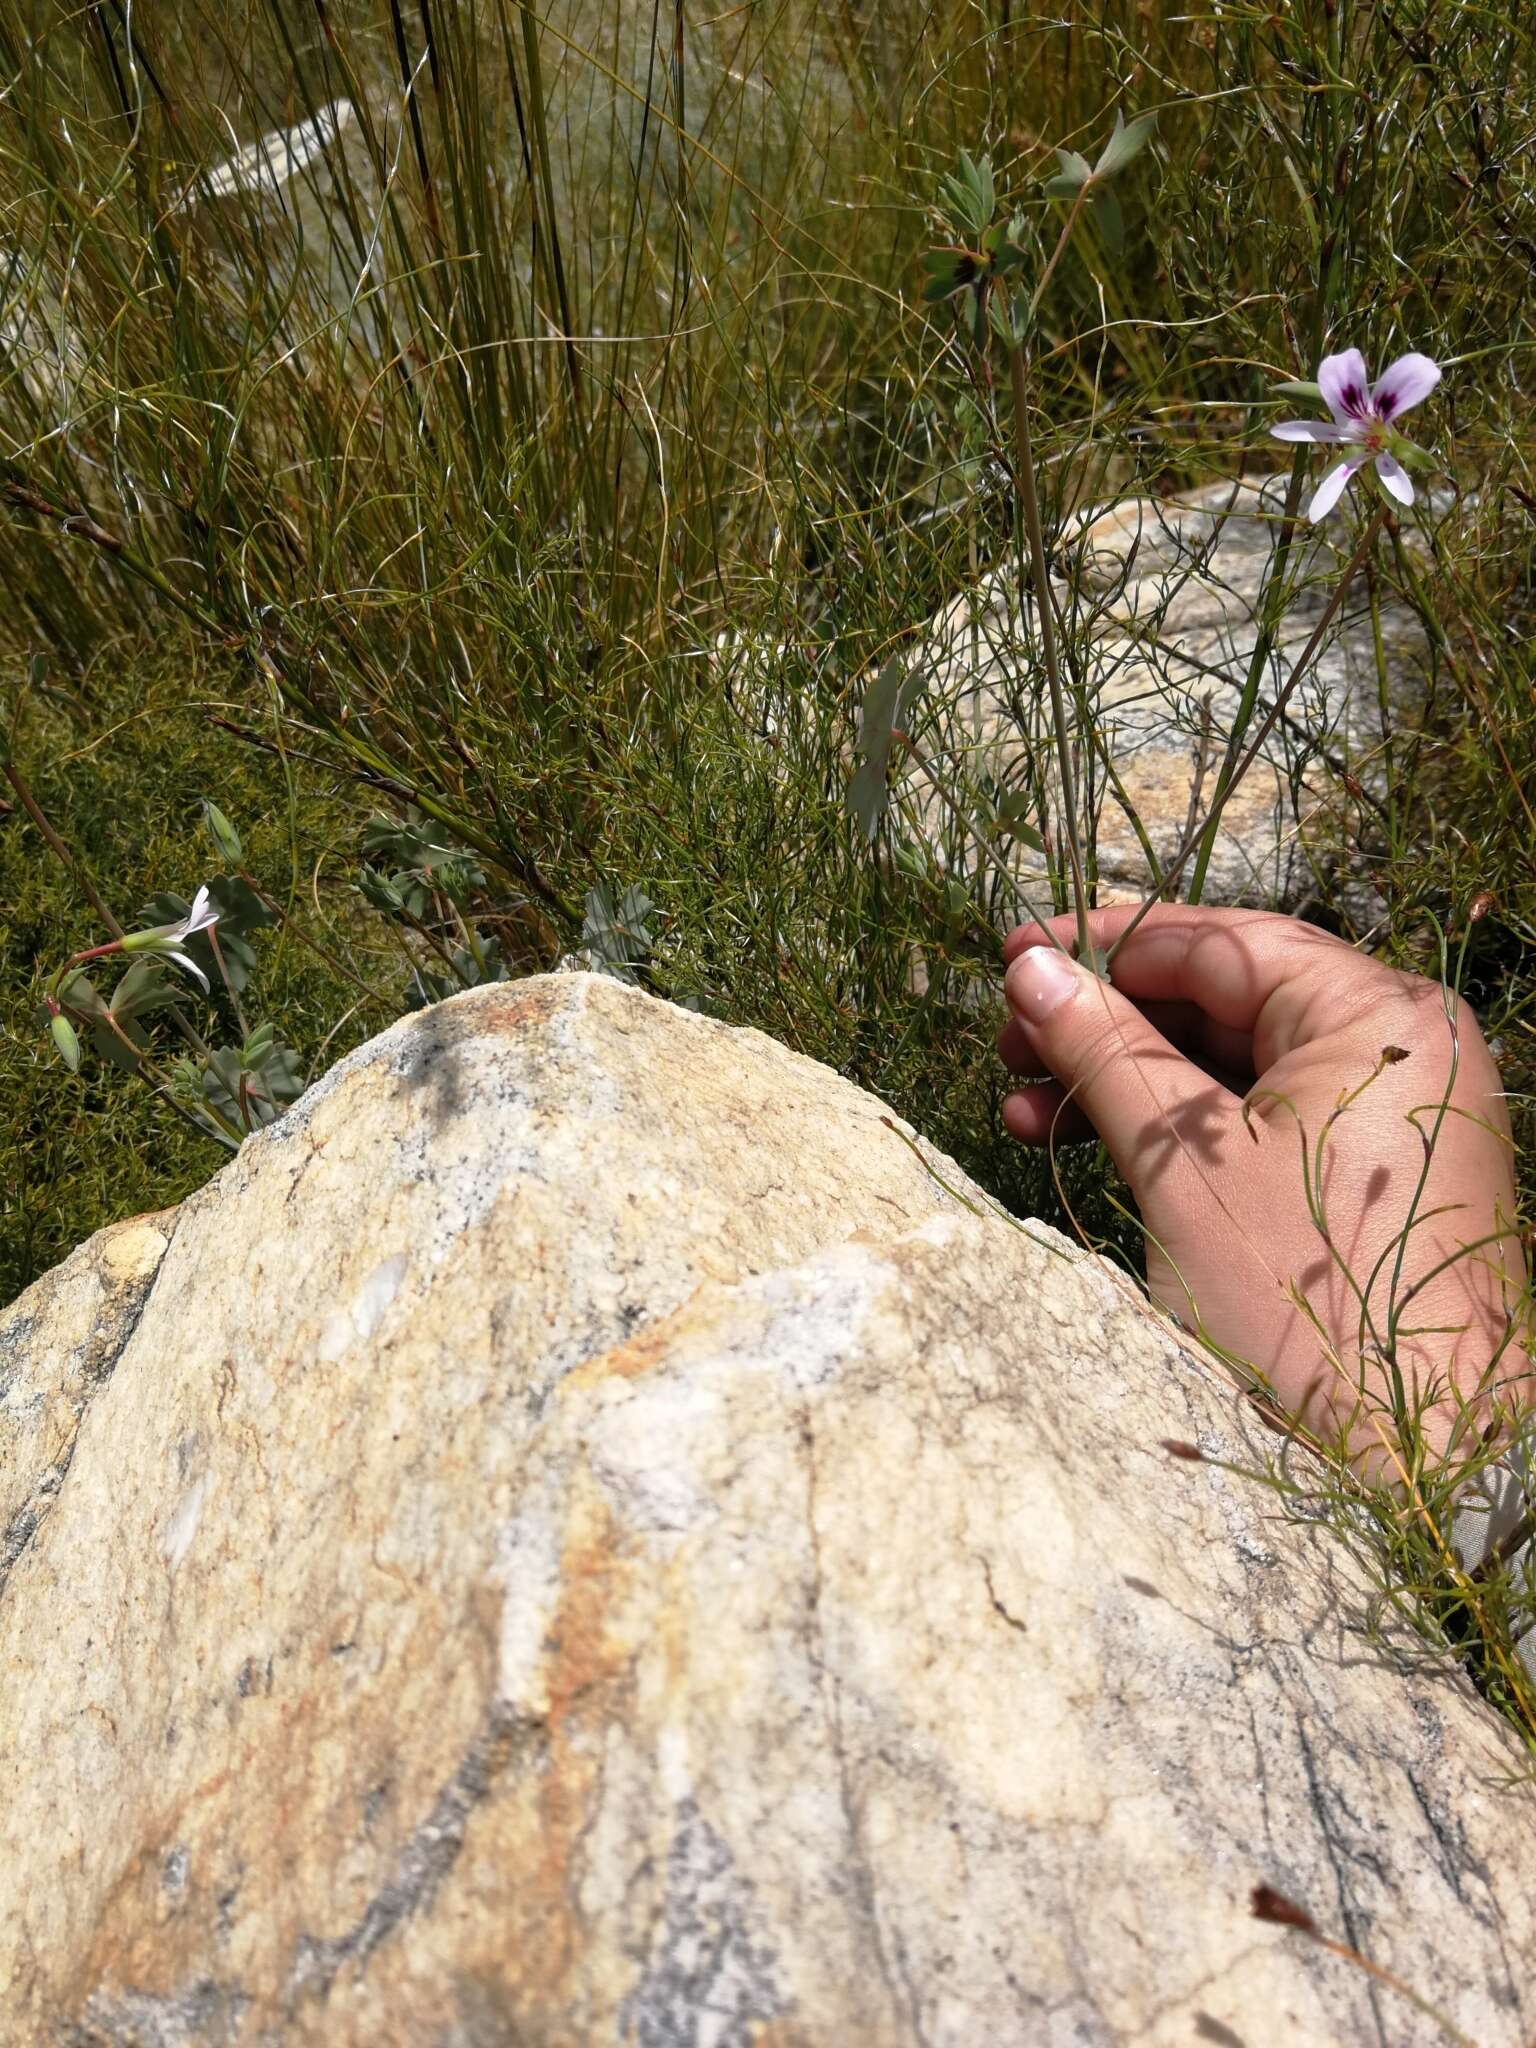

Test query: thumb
[1003,944,1236,1185]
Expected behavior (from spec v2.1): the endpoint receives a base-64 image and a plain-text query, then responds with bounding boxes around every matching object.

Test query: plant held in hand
[1271,347,1440,521]
[906,114,1158,974]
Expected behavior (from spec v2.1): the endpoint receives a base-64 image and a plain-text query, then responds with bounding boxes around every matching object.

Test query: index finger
[1002,904,1393,1063]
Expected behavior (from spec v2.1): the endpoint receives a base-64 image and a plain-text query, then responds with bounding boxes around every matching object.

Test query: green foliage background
[3,0,1533,1301]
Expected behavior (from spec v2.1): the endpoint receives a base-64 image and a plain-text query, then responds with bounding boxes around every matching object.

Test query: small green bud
[49,1011,81,1072]
[202,800,243,865]
[937,150,995,237]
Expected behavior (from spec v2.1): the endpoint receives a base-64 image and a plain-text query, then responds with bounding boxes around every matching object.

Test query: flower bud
[202,800,243,865]
[49,1011,82,1072]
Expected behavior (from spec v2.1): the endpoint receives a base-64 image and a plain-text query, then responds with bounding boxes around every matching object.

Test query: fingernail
[1006,946,1080,1023]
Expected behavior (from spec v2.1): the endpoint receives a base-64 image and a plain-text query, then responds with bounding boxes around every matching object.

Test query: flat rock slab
[1,975,1532,2045]
[903,476,1428,913]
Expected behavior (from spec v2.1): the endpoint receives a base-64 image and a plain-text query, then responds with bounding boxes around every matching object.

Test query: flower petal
[1370,352,1440,422]
[1374,451,1415,507]
[179,884,220,937]
[1307,455,1364,523]
[1271,420,1351,443]
[164,947,211,992]
[1317,349,1371,423]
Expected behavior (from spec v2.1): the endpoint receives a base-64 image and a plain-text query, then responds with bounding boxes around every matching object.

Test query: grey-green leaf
[581,882,658,981]
[1094,109,1157,181]
[1044,148,1092,198]
[848,650,924,843]
[1093,182,1124,257]
[111,956,177,1020]
[992,791,1046,853]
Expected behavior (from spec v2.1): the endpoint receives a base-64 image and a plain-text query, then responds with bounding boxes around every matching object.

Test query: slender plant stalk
[3,755,125,938]
[1108,504,1389,964]
[896,730,1069,951]
[1181,461,1310,908]
[982,169,1100,961]
[1007,338,1093,967]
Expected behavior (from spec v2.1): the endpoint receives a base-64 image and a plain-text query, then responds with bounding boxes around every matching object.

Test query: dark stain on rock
[60,1976,250,2047]
[234,1657,272,1700]
[0,1309,37,1402]
[618,1800,789,2048]
[286,1702,542,2009]
[1194,2015,1249,2047]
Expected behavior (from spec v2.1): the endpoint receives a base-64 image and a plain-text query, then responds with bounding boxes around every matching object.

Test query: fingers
[1001,943,1240,1185]
[1000,1081,1095,1147]
[999,1001,1253,1086]
[1003,904,1409,1070]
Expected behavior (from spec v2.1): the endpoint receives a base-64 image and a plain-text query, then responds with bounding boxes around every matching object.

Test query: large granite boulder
[2,974,1532,2045]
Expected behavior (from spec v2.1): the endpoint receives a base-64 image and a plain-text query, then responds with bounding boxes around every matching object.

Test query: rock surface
[902,476,1428,913]
[2,973,1534,2046]
[0,1211,174,1603]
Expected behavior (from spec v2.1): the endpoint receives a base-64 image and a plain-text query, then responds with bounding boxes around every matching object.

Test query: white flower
[122,886,221,989]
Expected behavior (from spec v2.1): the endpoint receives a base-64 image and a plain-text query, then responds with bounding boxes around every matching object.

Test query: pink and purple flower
[1272,348,1440,523]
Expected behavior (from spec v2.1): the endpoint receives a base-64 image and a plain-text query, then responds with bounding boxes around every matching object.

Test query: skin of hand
[998,904,1531,1474]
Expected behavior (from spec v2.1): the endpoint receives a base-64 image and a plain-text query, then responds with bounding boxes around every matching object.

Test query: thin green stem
[895,733,1067,951]
[1109,504,1389,966]
[1008,339,1093,967]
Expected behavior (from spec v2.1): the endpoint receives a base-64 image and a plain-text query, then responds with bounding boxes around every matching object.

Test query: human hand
[998,905,1531,1472]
